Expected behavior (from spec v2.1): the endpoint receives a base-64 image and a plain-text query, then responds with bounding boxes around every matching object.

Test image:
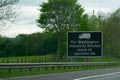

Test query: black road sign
[67,32,102,57]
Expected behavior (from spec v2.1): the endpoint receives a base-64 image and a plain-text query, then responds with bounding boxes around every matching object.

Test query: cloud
[84,7,112,15]
[78,0,120,13]
[1,23,43,37]
[16,6,39,24]
[18,0,47,6]
[0,0,48,37]
[0,5,41,37]
[1,0,120,37]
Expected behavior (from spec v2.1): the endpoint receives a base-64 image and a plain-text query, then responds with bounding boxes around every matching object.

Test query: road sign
[67,32,102,57]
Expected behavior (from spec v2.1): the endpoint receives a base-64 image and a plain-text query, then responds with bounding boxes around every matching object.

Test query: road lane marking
[73,71,120,80]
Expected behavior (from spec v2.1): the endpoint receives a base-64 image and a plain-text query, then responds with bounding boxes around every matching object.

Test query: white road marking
[73,71,120,80]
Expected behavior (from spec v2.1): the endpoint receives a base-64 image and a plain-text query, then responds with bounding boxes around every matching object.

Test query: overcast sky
[0,0,120,37]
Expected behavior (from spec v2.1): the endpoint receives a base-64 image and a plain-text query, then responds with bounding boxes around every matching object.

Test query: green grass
[0,55,56,63]
[59,54,120,62]
[0,53,120,63]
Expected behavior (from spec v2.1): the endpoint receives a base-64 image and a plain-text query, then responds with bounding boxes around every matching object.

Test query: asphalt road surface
[74,71,120,80]
[2,68,120,80]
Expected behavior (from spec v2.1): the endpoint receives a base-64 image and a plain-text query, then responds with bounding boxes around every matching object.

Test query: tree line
[0,32,57,57]
[0,7,120,58]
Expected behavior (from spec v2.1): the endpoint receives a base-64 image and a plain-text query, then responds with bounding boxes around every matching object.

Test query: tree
[0,37,10,57]
[37,0,88,59]
[88,10,104,31]
[40,33,57,55]
[103,8,120,57]
[0,0,19,30]
[25,33,47,56]
[15,32,48,56]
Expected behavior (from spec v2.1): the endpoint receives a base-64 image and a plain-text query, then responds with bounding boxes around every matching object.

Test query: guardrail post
[58,66,60,70]
[107,63,109,68]
[8,68,11,74]
[73,66,76,69]
[63,66,66,69]
[19,68,22,72]
[51,66,54,70]
[29,68,32,71]
[77,66,79,69]
[38,67,40,72]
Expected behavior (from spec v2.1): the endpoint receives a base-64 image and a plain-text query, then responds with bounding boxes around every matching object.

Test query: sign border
[67,31,103,58]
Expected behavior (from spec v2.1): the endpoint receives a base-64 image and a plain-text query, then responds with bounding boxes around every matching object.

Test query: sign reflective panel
[67,32,102,57]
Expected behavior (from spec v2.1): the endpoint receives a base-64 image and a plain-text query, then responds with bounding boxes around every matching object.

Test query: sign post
[67,32,102,58]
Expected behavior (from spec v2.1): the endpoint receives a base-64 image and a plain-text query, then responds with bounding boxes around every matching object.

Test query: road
[2,68,120,80]
[74,71,120,80]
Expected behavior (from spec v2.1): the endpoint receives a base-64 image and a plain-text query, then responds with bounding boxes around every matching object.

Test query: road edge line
[74,71,120,80]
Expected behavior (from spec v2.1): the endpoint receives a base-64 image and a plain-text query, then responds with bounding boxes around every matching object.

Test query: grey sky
[18,0,46,6]
[0,0,120,37]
